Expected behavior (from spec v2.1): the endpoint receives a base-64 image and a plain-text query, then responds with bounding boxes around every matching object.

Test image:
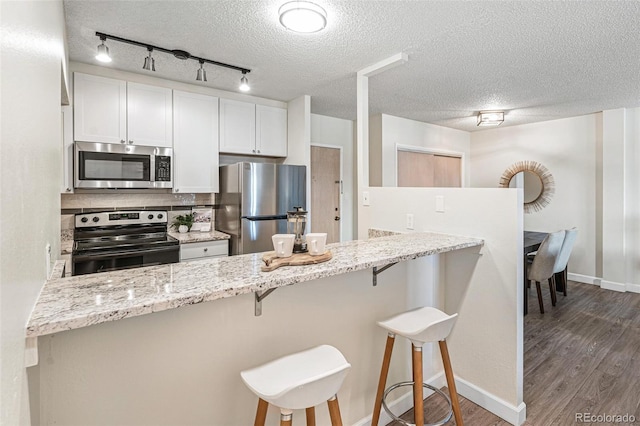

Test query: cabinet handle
[203,248,208,252]
[128,140,134,144]
[120,139,126,144]
[252,149,256,153]
[66,187,72,192]
[175,188,180,192]
[257,150,261,153]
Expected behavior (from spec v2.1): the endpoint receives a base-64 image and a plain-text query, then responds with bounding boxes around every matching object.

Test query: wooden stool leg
[371,333,395,426]
[412,343,424,426]
[280,409,293,426]
[254,398,268,426]
[548,276,557,306]
[535,281,544,313]
[327,395,343,426]
[439,340,464,426]
[305,406,316,426]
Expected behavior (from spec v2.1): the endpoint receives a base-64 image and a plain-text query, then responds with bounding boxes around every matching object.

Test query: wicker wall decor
[499,161,555,214]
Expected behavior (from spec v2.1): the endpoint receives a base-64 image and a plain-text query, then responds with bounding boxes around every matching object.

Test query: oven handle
[72,245,179,262]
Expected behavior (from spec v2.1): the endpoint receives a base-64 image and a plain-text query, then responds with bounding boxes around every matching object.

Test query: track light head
[142,48,155,71]
[95,39,112,63]
[239,74,250,92]
[196,61,207,82]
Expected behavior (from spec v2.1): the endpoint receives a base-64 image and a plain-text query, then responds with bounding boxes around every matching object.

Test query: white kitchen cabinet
[219,99,287,157]
[173,91,219,193]
[180,240,229,261]
[256,105,288,157]
[219,98,256,155]
[73,73,126,144]
[73,73,172,147]
[61,106,74,193]
[127,82,173,147]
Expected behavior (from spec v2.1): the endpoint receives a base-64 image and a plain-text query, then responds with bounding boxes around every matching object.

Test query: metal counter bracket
[255,288,277,316]
[373,263,398,286]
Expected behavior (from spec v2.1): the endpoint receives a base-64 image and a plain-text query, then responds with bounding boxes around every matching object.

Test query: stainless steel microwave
[74,142,172,189]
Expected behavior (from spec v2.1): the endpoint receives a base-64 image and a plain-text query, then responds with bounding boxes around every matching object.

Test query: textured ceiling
[63,0,640,132]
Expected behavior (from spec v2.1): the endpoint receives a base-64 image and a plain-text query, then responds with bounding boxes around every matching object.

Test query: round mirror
[508,171,544,203]
[499,161,555,214]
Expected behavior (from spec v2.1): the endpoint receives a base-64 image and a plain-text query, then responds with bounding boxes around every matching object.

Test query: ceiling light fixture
[239,73,250,92]
[477,111,504,126]
[196,60,207,82]
[94,32,251,91]
[279,1,327,33]
[142,47,155,71]
[95,36,112,63]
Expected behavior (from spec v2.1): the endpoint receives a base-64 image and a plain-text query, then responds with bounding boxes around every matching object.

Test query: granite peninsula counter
[27,232,483,338]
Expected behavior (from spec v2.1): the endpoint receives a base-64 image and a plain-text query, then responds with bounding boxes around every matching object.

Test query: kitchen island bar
[27,232,482,337]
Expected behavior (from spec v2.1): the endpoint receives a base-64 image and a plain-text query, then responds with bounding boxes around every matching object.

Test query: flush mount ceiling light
[94,32,251,91]
[279,1,327,33]
[477,111,504,126]
[95,36,112,63]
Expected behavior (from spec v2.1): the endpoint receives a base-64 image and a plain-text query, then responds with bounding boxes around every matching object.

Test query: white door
[256,105,287,157]
[219,98,256,155]
[127,82,173,147]
[73,73,126,144]
[173,91,219,193]
[311,146,341,243]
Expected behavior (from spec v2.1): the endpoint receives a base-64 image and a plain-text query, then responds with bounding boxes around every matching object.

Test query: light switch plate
[406,213,414,230]
[363,191,370,206]
[435,196,445,212]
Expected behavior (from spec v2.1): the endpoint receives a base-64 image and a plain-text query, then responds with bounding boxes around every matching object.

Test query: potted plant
[171,213,194,233]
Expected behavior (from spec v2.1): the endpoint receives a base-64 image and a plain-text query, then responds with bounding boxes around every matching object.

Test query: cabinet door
[256,105,287,157]
[219,98,256,155]
[173,91,219,193]
[127,82,173,147]
[73,73,126,143]
[61,106,74,193]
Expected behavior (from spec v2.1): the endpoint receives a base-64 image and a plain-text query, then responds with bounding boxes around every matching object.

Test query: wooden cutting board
[261,250,333,272]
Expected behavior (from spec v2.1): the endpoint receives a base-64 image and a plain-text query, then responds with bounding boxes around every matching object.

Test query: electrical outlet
[363,191,370,206]
[435,196,445,212]
[406,213,414,230]
[45,243,52,277]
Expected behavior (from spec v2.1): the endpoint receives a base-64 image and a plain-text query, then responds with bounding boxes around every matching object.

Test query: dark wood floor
[388,281,640,425]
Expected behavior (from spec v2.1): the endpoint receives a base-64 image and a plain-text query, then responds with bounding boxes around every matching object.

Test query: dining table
[523,230,568,315]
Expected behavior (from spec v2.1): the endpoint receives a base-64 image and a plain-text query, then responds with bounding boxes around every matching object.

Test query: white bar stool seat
[371,307,464,426]
[241,345,351,426]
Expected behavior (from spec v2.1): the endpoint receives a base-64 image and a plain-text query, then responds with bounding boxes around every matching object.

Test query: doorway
[310,145,341,243]
[397,148,462,187]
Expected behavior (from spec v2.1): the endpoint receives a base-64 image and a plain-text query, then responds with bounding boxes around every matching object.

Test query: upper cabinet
[173,91,219,193]
[73,73,172,147]
[219,99,287,157]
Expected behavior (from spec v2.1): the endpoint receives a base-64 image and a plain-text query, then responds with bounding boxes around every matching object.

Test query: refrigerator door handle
[242,215,288,221]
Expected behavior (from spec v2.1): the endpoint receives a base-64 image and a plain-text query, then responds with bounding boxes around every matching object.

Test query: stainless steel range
[72,210,179,276]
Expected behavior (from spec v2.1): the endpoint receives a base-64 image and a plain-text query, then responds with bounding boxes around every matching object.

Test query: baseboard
[455,376,527,426]
[351,372,446,426]
[600,279,626,292]
[625,282,640,293]
[567,273,599,285]
[568,274,640,294]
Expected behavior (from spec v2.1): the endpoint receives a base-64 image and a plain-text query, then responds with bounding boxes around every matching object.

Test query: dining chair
[553,228,578,297]
[527,230,565,314]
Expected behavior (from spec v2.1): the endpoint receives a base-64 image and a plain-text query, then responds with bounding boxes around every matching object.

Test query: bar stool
[240,345,351,426]
[371,307,463,426]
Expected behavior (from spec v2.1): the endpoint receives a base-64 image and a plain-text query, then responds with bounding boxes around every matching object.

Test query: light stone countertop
[27,232,483,338]
[168,230,230,243]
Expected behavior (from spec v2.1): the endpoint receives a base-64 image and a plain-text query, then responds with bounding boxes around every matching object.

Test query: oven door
[72,245,179,276]
[74,142,172,189]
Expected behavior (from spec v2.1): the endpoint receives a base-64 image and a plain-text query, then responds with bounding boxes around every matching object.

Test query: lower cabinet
[180,240,229,261]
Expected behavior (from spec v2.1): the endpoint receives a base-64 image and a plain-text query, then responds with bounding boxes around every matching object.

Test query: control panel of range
[75,210,168,228]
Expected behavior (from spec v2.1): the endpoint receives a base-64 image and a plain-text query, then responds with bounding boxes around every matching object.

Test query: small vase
[178,225,188,233]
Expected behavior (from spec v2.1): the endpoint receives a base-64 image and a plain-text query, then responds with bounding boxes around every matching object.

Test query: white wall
[369,114,471,187]
[470,115,598,279]
[0,1,67,424]
[359,187,525,424]
[311,113,355,241]
[286,95,311,213]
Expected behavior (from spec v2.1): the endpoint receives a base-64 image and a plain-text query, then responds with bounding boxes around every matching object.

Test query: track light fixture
[142,47,155,71]
[94,32,251,91]
[239,73,250,92]
[196,60,207,82]
[95,35,112,63]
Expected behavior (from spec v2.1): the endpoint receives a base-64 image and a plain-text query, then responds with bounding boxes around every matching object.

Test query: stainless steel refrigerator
[216,162,306,255]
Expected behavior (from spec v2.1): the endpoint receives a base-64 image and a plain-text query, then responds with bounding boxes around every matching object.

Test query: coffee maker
[287,206,307,253]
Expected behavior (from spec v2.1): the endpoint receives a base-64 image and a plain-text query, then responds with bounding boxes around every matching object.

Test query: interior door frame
[310,143,343,240]
[395,144,466,187]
